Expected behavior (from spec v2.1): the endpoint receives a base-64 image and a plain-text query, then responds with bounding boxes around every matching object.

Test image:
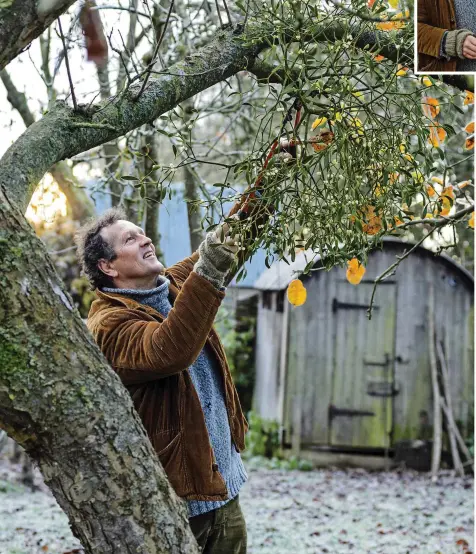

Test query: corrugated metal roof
[252,238,474,291]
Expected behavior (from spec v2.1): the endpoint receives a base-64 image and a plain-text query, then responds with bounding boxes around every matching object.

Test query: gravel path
[0,460,473,554]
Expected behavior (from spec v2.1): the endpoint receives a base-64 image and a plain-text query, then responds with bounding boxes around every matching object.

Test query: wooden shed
[249,238,474,463]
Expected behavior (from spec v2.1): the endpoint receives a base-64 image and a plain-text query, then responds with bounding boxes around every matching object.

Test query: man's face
[99,220,165,288]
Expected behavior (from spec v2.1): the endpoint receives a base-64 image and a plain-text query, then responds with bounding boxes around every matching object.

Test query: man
[417,0,476,72]
[75,203,258,553]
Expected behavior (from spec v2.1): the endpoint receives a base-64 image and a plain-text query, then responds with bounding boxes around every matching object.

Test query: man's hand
[214,216,240,255]
[193,216,241,289]
[462,35,476,59]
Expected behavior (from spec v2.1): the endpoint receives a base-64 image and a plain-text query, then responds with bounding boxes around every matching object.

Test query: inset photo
[417,0,476,73]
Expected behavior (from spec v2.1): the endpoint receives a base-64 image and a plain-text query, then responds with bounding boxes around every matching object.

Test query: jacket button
[212,463,219,471]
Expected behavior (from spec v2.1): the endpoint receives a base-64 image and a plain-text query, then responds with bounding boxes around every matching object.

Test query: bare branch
[326,0,410,23]
[367,203,473,318]
[0,69,36,127]
[134,0,175,101]
[57,17,78,111]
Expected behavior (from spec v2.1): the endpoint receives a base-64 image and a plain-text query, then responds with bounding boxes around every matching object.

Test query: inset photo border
[415,0,476,75]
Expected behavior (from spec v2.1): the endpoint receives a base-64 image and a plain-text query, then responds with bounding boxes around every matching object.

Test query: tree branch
[367,203,473,319]
[0,68,95,221]
[0,25,264,210]
[0,69,35,127]
[0,18,461,211]
[0,0,78,70]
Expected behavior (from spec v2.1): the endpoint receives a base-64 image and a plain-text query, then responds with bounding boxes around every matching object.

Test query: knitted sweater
[441,0,476,70]
[102,276,248,517]
[454,0,476,71]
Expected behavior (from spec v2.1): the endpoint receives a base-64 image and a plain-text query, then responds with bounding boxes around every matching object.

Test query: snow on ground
[243,466,473,554]
[0,458,473,554]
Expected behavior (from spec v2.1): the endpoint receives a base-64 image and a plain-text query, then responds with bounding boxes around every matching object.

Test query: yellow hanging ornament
[287,279,307,306]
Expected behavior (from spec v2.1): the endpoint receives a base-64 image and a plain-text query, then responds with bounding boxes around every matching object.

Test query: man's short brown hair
[75,207,126,289]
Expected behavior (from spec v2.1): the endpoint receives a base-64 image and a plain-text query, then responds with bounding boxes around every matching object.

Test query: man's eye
[126,236,134,243]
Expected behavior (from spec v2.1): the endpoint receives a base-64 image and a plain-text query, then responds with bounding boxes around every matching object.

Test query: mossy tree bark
[0,187,198,554]
[0,0,78,70]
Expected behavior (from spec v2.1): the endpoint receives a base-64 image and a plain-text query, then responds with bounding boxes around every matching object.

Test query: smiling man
[75,206,253,553]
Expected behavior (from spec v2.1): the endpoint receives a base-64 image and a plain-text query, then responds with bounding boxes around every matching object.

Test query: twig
[148,63,228,77]
[367,203,474,318]
[108,31,133,89]
[93,5,151,17]
[243,0,251,28]
[52,14,80,81]
[394,205,474,230]
[69,122,118,131]
[134,0,175,101]
[118,29,139,77]
[57,17,78,111]
[214,0,224,27]
[222,0,232,24]
[326,0,410,23]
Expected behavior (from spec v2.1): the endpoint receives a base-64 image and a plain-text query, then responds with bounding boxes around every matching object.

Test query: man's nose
[140,235,152,246]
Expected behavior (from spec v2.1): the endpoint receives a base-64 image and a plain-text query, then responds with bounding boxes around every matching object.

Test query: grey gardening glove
[444,29,475,58]
[193,222,239,289]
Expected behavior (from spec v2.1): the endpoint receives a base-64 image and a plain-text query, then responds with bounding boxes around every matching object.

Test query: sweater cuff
[445,29,474,59]
[440,31,450,59]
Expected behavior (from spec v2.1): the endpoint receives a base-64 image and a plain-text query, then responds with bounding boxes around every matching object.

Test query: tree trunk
[184,165,204,253]
[142,129,164,257]
[97,63,124,208]
[0,187,198,554]
[49,161,96,222]
[181,100,203,252]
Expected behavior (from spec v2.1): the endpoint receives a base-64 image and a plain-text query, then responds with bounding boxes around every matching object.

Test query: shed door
[329,281,397,448]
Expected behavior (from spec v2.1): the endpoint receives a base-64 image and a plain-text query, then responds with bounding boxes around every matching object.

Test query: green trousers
[188,496,247,554]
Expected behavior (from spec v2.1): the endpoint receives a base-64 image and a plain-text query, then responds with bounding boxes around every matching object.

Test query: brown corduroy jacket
[417,0,458,72]
[87,252,248,501]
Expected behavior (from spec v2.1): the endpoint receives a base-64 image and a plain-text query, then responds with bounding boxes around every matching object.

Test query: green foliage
[196,1,473,277]
[215,305,256,412]
[244,411,281,459]
[245,455,314,472]
[216,307,255,381]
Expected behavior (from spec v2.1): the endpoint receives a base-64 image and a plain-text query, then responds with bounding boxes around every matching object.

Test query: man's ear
[98,259,118,278]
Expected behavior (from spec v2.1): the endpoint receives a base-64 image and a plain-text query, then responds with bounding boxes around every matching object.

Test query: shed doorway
[329,281,397,449]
